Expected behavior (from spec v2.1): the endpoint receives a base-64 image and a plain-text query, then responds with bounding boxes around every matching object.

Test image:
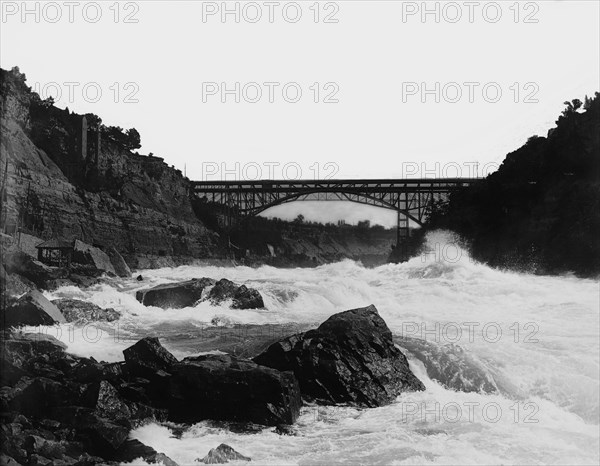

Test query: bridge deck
[191,178,479,228]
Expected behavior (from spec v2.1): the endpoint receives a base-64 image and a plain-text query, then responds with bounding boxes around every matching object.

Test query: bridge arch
[192,178,478,241]
[247,189,426,226]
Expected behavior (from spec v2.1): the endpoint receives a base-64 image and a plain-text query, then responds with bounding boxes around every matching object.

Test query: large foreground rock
[136,277,264,310]
[4,291,66,327]
[0,332,176,465]
[52,298,121,323]
[253,305,425,407]
[168,354,302,426]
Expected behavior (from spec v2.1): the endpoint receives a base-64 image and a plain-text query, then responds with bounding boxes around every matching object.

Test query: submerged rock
[136,277,264,310]
[4,291,66,327]
[253,305,425,407]
[168,353,302,426]
[395,336,500,394]
[52,298,121,323]
[198,444,251,464]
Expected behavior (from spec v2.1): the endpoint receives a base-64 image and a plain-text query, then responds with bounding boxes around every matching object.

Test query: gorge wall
[0,66,403,270]
[0,67,223,269]
[426,94,600,277]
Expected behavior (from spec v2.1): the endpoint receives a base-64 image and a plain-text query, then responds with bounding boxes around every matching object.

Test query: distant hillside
[427,93,600,276]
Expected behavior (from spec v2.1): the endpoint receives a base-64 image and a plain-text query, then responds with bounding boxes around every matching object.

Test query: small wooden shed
[36,238,73,267]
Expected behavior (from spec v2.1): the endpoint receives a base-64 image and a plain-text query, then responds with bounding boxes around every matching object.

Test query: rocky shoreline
[1,302,425,465]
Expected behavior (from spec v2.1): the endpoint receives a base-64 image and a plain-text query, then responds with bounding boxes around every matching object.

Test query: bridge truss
[192,178,478,242]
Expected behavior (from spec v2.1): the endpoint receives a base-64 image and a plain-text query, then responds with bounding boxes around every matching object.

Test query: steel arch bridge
[191,178,478,240]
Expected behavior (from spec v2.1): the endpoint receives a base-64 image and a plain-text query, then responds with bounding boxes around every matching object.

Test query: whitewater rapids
[30,231,599,465]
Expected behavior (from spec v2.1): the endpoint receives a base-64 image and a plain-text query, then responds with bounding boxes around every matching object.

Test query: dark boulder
[82,381,132,422]
[123,337,178,377]
[209,279,264,309]
[136,278,216,309]
[198,444,251,464]
[4,291,66,327]
[0,376,68,416]
[104,246,132,278]
[52,298,121,323]
[136,277,264,310]
[253,305,425,407]
[168,354,301,426]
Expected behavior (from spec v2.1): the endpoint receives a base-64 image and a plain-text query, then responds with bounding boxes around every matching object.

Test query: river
[29,231,599,465]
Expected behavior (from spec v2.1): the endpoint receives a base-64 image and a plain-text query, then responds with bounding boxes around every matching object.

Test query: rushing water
[31,231,599,465]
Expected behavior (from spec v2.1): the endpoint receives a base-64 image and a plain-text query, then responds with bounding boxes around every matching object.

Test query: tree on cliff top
[102,125,141,151]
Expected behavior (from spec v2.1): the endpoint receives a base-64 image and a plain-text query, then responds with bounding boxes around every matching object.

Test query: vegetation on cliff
[426,93,600,276]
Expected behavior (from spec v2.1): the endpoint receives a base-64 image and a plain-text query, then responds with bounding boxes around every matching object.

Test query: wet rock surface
[209,279,265,309]
[136,277,265,310]
[0,330,305,464]
[198,443,251,464]
[0,332,178,465]
[395,336,500,394]
[136,278,216,309]
[52,298,121,323]
[254,305,425,407]
[168,353,302,426]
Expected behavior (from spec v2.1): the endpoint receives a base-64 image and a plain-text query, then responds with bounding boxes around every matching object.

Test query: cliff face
[0,67,221,268]
[427,94,600,277]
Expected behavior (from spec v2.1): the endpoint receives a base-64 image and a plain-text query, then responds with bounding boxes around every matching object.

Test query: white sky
[1,0,599,227]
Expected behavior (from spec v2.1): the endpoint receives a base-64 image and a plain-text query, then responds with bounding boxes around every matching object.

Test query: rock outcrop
[136,278,216,309]
[254,305,424,407]
[1,67,222,270]
[168,354,301,426]
[0,332,177,465]
[4,290,66,327]
[52,298,121,323]
[72,240,116,276]
[198,444,251,464]
[208,279,265,309]
[136,277,265,310]
[105,245,132,278]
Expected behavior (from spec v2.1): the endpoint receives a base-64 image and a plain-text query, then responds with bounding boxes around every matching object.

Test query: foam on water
[31,231,599,464]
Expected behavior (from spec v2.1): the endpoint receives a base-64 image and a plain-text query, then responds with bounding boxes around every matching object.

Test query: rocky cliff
[0,67,222,268]
[426,94,600,276]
